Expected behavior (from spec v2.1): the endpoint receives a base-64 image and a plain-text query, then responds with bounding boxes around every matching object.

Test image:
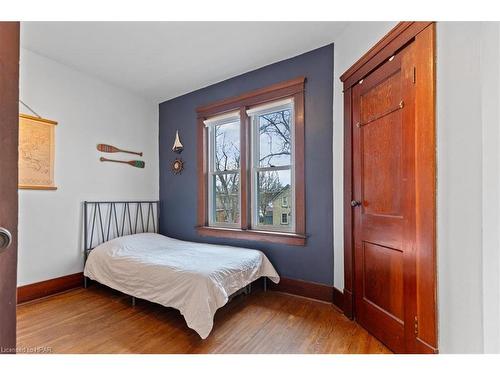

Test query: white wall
[437,21,500,354]
[436,22,484,353]
[18,49,159,286]
[332,22,397,289]
[332,22,500,353]
[479,22,500,354]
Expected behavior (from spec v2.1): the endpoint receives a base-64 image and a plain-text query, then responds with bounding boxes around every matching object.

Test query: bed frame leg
[244,283,251,295]
[84,277,88,289]
[263,277,267,292]
[131,296,136,307]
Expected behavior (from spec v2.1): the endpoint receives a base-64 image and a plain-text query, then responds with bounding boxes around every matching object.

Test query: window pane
[215,121,240,172]
[256,169,292,230]
[213,172,240,225]
[258,109,292,167]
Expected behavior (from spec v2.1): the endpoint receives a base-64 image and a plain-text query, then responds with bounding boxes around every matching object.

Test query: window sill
[196,226,307,246]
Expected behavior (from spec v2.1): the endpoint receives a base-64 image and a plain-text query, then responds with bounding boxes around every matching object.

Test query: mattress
[83,233,280,338]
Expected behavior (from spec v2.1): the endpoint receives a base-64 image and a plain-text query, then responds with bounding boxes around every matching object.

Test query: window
[281,213,289,225]
[282,196,288,208]
[249,99,294,233]
[196,77,306,246]
[205,112,241,228]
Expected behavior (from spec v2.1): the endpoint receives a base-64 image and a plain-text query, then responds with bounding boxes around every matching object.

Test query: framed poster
[18,114,58,190]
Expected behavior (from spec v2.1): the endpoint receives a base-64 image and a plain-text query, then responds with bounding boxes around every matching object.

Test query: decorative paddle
[100,157,145,168]
[97,143,143,156]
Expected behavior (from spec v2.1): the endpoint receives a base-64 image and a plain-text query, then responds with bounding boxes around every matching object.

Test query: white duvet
[83,233,280,339]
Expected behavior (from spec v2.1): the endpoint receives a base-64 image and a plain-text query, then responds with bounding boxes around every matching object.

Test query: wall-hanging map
[18,114,58,190]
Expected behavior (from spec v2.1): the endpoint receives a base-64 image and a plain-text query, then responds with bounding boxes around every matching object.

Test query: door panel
[352,48,414,353]
[363,242,404,321]
[0,22,20,353]
[360,72,402,124]
[362,113,402,217]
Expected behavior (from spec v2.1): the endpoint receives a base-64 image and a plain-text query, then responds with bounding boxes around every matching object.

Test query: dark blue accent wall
[159,44,334,285]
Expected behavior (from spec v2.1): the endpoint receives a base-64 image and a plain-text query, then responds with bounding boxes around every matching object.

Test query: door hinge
[414,316,419,335]
[413,67,416,84]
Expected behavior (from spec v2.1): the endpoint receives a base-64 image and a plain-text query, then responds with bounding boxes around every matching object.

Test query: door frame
[0,21,20,353]
[340,22,437,353]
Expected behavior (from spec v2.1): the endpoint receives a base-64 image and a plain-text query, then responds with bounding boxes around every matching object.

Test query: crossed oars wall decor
[97,144,145,169]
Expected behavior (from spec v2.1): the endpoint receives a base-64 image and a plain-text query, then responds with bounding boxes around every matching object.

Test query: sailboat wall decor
[172,130,184,154]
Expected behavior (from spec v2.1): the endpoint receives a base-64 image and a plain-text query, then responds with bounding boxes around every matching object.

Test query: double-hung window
[196,77,306,245]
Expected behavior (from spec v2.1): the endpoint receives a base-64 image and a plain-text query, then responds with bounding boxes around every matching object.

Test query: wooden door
[351,43,417,354]
[0,22,20,353]
[342,22,437,355]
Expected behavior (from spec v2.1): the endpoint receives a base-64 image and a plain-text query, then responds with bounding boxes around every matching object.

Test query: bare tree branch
[213,109,291,224]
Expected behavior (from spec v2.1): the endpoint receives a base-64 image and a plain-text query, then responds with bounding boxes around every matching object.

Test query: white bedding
[83,233,280,339]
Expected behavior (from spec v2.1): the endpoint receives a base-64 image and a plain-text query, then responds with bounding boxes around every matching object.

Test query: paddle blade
[97,144,118,153]
[129,160,145,168]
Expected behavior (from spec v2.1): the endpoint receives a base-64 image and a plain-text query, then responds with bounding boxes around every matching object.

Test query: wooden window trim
[197,226,306,246]
[196,77,306,118]
[196,77,306,246]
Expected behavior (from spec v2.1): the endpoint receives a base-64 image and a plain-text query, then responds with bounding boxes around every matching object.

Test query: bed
[82,201,280,339]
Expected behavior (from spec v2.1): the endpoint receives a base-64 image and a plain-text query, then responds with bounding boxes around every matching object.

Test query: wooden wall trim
[16,272,342,310]
[17,272,83,304]
[270,277,342,306]
[413,23,438,352]
[332,286,344,311]
[293,90,306,236]
[197,117,208,227]
[343,86,354,320]
[197,226,306,246]
[239,107,250,230]
[196,76,306,118]
[340,22,433,89]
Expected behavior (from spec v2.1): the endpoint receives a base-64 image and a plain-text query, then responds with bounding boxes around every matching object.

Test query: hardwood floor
[17,285,391,354]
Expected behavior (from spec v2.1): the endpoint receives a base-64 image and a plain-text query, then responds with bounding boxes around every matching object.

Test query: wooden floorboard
[16,285,391,354]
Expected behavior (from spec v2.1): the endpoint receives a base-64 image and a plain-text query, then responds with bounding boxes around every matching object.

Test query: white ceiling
[21,22,349,103]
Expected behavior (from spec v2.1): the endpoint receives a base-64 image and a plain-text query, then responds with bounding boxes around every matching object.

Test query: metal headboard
[83,201,160,262]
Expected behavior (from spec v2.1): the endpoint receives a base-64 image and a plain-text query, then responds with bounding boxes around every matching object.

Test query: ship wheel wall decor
[171,158,184,174]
